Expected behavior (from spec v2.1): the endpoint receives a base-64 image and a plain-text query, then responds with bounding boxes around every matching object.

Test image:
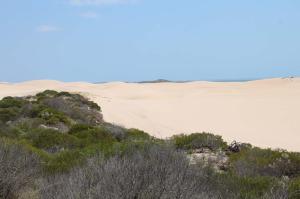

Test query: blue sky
[1,0,300,82]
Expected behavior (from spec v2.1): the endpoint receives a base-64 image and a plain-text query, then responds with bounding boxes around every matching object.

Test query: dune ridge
[1,77,300,151]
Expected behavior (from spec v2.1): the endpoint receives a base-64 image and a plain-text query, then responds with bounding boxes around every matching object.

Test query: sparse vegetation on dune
[0,90,299,199]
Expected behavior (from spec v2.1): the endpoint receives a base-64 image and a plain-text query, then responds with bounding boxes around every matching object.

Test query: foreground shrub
[0,138,40,199]
[39,145,218,199]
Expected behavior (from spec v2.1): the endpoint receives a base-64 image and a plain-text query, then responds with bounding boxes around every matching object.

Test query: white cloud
[80,11,98,18]
[69,0,136,6]
[36,25,60,32]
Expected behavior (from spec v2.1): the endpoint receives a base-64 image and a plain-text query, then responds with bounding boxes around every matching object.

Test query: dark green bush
[171,132,227,151]
[0,97,26,122]
[55,91,73,97]
[68,123,93,134]
[0,96,26,108]
[36,90,59,100]
[0,107,20,122]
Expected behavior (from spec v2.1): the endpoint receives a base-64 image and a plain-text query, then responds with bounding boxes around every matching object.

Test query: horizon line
[1,76,299,84]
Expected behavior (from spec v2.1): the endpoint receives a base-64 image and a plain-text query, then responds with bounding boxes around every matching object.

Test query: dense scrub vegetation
[0,90,299,199]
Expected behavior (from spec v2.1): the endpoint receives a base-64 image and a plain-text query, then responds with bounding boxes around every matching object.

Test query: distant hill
[137,79,190,83]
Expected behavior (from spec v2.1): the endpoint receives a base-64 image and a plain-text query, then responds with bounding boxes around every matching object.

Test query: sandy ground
[0,78,299,151]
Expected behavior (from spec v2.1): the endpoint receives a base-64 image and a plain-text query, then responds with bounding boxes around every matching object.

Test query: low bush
[171,132,227,151]
[68,123,93,134]
[72,127,116,146]
[25,128,82,152]
[125,128,151,141]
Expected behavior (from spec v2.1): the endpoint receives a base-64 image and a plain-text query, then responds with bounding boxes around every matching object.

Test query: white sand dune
[1,78,300,151]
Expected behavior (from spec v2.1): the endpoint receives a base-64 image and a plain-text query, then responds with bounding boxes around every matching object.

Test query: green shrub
[229,147,300,178]
[171,132,227,151]
[81,141,118,158]
[70,126,116,146]
[84,100,101,111]
[13,117,46,132]
[25,128,81,151]
[68,123,93,134]
[284,153,300,177]
[102,123,126,141]
[43,142,117,173]
[236,176,273,198]
[21,103,46,118]
[289,177,300,199]
[0,125,24,139]
[0,107,20,122]
[38,108,71,125]
[55,91,73,97]
[45,150,84,173]
[125,128,151,141]
[213,173,275,198]
[0,96,26,108]
[36,90,59,100]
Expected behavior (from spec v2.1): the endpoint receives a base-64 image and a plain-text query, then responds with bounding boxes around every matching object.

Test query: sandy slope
[0,78,300,151]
